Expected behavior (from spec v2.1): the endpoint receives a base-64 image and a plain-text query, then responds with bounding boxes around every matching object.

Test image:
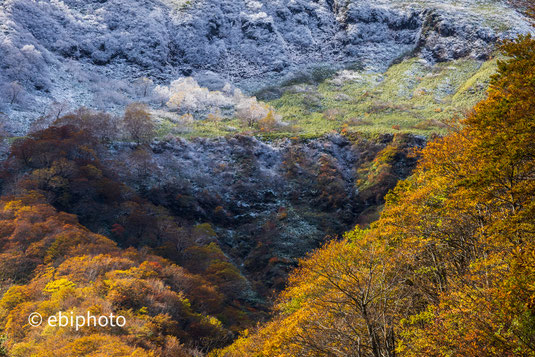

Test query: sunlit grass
[154,56,499,140]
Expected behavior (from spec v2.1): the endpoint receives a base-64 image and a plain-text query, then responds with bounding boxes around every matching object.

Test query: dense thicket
[217,35,535,356]
[0,193,231,356]
[0,124,257,355]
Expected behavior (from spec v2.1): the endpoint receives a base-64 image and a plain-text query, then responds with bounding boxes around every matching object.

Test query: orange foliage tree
[215,35,535,357]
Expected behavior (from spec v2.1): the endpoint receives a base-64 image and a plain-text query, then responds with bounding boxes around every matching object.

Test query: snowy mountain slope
[0,0,531,133]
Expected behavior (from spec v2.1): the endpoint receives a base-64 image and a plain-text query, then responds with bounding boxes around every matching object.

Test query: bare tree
[134,77,154,98]
[7,81,23,105]
[49,101,70,121]
[29,101,72,133]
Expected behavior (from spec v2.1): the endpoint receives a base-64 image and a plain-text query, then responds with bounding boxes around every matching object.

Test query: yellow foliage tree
[215,35,535,357]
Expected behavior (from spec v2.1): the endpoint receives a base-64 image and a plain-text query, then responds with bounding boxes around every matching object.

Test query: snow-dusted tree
[166,77,231,113]
[151,77,280,128]
[92,79,130,109]
[122,103,155,145]
[7,81,23,105]
[152,85,172,107]
[235,96,270,127]
[134,77,154,98]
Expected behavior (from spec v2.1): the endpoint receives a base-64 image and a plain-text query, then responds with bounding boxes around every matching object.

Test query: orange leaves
[53,334,155,357]
[390,35,535,356]
[0,195,240,355]
[223,228,407,356]
[219,36,535,356]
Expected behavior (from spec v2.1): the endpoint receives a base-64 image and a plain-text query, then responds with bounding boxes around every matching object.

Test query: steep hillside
[0,0,531,133]
[0,120,423,298]
[0,120,423,355]
[0,1,533,356]
[215,34,535,357]
[110,133,424,293]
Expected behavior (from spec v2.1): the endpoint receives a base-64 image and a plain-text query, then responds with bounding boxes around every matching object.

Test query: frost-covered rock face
[0,0,531,132]
[108,133,424,290]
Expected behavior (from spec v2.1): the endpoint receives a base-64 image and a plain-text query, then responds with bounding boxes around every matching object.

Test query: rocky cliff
[0,0,531,132]
[105,133,424,294]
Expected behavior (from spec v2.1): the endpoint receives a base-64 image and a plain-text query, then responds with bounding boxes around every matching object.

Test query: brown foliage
[123,103,155,145]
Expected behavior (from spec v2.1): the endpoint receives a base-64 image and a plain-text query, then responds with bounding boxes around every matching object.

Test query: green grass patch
[266,56,498,137]
[153,56,499,140]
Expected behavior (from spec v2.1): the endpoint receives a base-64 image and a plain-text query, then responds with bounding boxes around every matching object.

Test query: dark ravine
[107,133,425,296]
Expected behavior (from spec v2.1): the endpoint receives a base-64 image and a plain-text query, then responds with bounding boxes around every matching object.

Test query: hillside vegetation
[0,95,423,356]
[1,32,532,357]
[263,56,499,137]
[150,56,498,139]
[215,35,535,357]
[1,0,530,133]
[0,2,533,357]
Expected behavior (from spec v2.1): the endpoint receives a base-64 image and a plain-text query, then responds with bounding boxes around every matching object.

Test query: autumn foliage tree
[55,107,118,142]
[216,35,535,357]
[0,194,234,356]
[123,103,156,145]
[0,117,258,355]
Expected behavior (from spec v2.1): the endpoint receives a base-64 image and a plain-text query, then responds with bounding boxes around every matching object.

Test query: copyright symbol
[28,312,42,327]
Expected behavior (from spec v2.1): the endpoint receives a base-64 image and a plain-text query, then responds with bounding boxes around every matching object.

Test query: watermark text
[29,311,126,330]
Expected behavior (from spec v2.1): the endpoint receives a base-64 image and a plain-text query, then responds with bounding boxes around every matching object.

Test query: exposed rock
[0,0,531,133]
[109,133,425,293]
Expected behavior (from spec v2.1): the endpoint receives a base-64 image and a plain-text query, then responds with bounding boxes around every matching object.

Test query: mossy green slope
[153,56,499,139]
[268,56,499,137]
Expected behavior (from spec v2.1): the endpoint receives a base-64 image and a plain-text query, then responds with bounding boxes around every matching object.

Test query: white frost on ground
[0,0,531,133]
